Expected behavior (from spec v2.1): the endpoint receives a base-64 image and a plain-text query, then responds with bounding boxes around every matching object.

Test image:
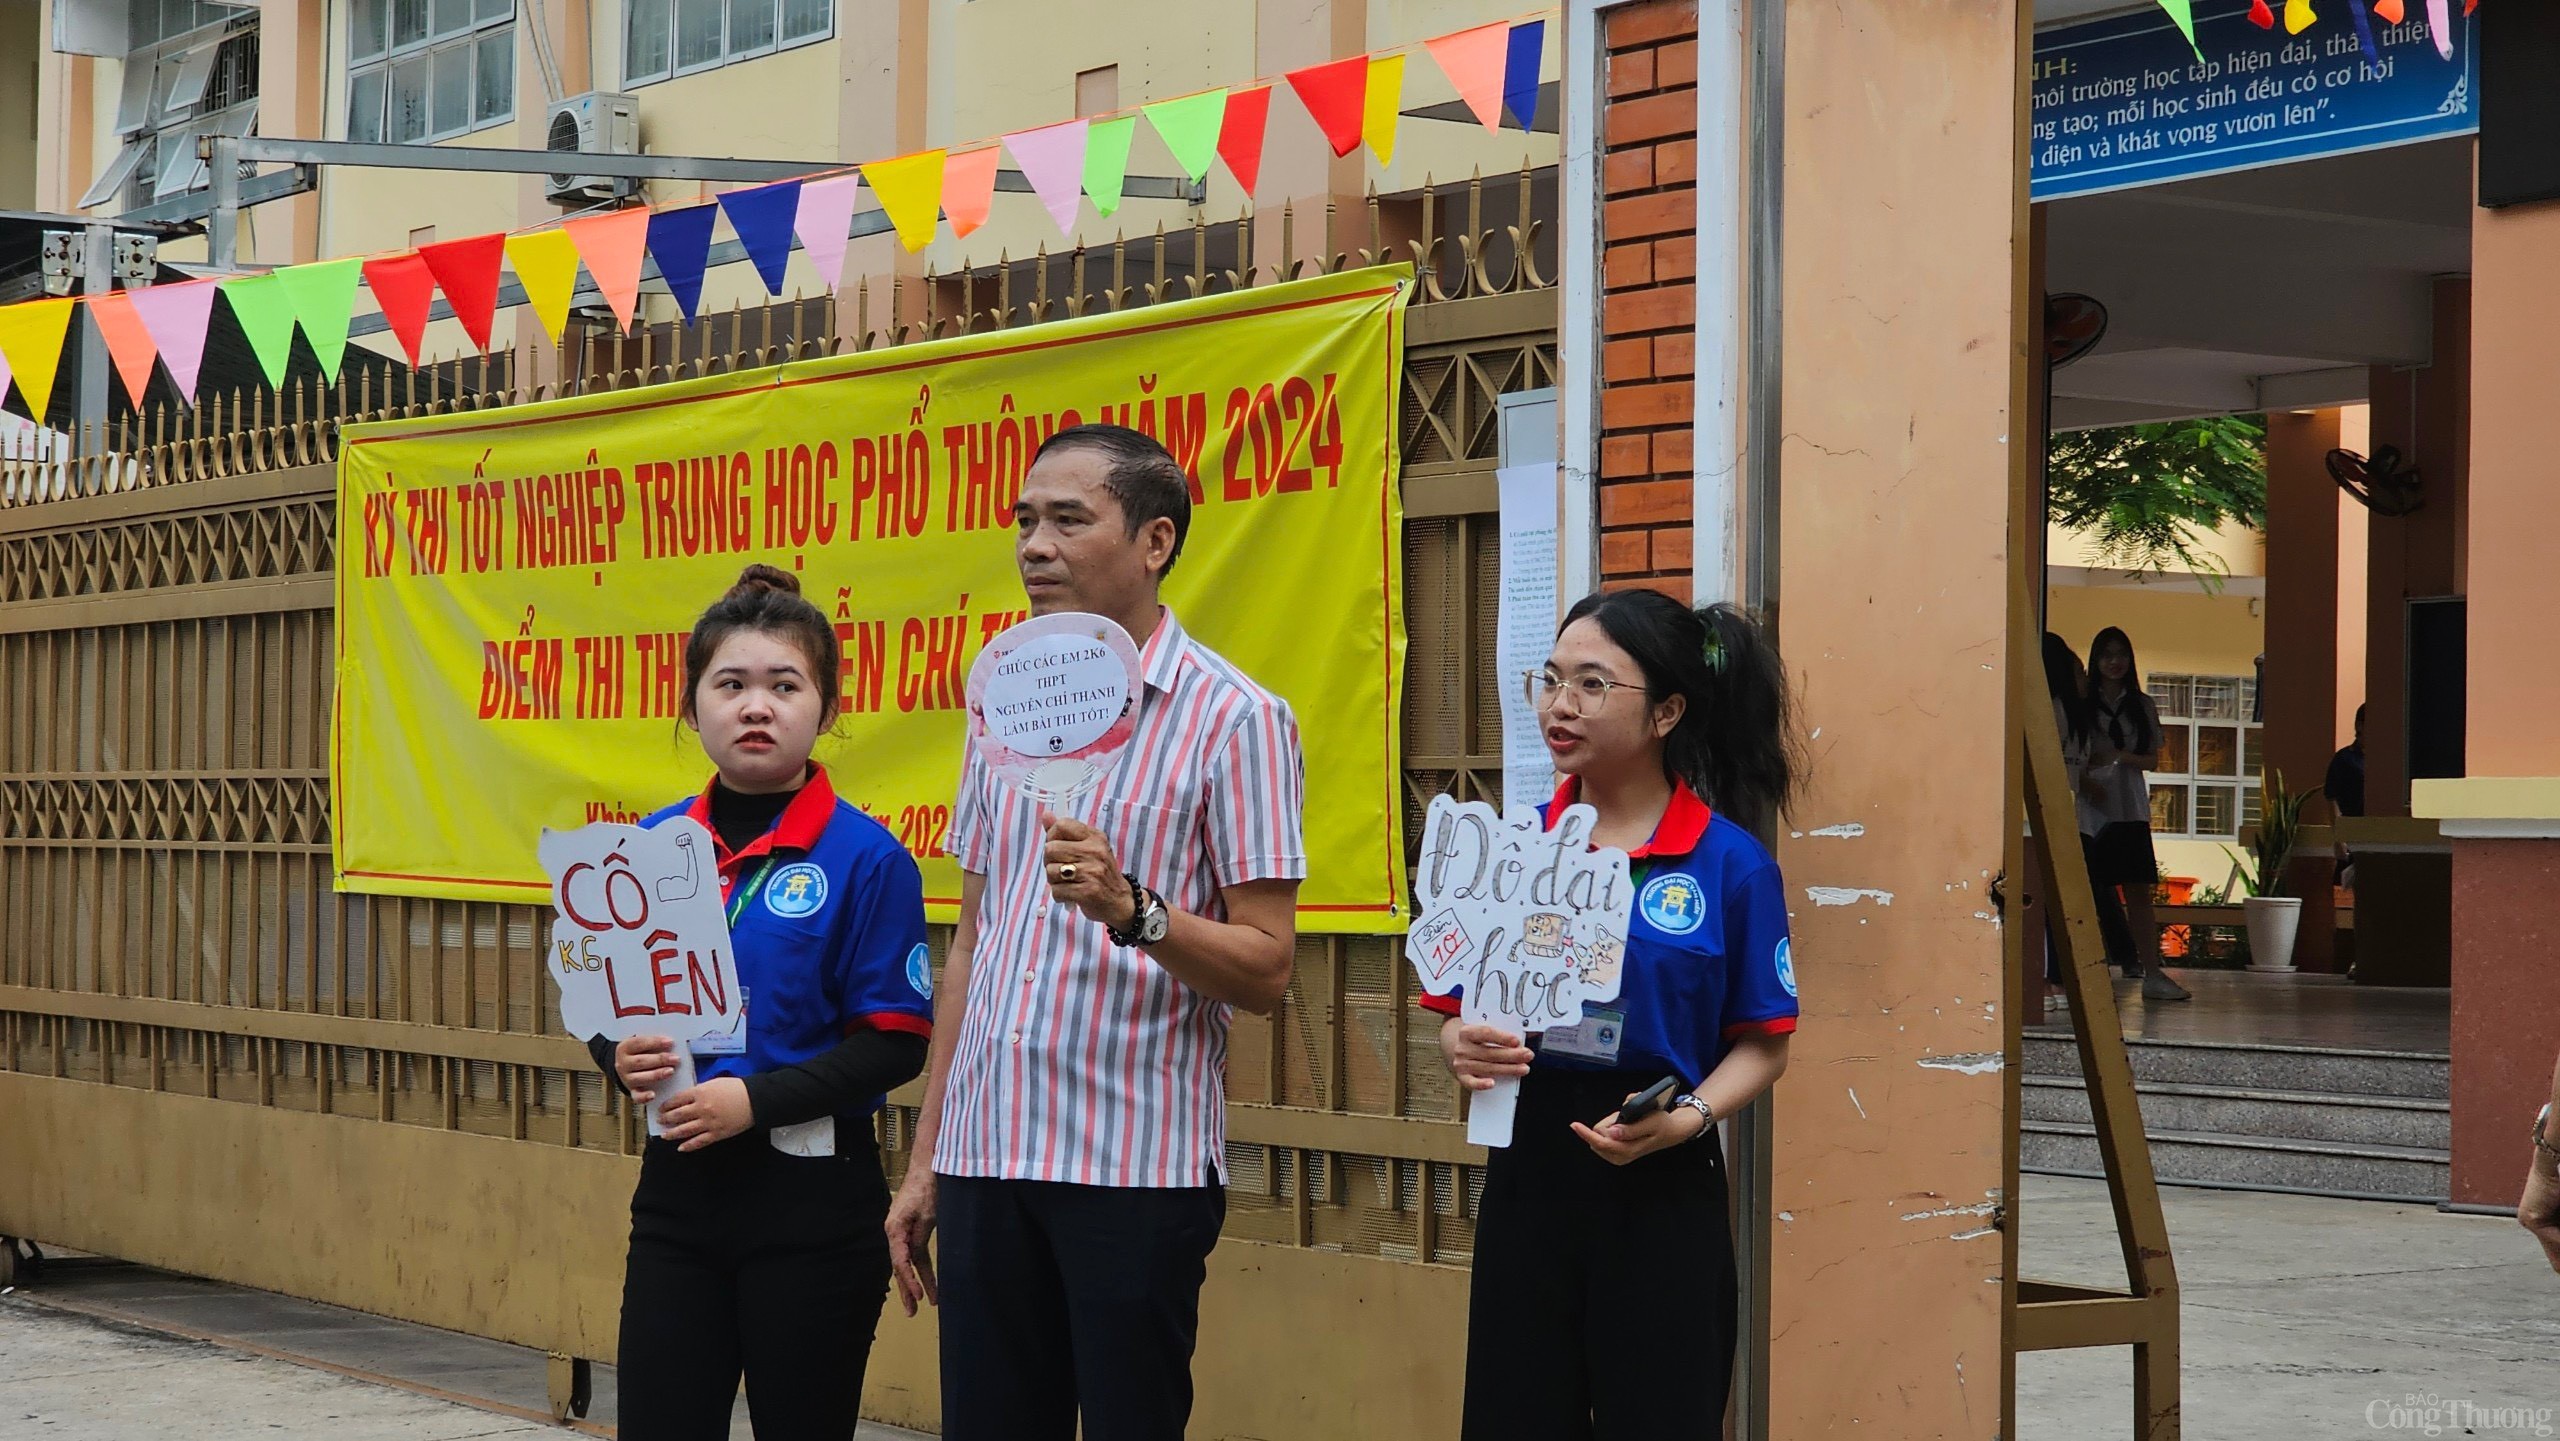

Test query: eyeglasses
[1523,669,1643,715]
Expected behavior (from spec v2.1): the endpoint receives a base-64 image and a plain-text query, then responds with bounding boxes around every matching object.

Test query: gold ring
[1059,863,1078,883]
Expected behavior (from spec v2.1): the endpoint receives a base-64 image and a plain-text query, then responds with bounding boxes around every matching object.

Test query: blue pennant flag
[1504,19,1544,130]
[646,205,720,321]
[717,180,803,298]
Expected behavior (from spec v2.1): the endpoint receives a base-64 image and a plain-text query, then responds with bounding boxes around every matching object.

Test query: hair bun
[727,563,801,600]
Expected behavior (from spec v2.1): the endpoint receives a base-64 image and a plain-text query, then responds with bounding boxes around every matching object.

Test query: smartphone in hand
[1613,1075,1681,1127]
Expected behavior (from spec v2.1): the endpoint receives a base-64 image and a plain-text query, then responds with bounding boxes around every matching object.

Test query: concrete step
[2023,1031,2449,1101]
[2020,1075,2450,1151]
[2022,1121,2448,1203]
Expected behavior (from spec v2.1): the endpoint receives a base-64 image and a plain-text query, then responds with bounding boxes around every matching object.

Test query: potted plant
[2226,768,2316,973]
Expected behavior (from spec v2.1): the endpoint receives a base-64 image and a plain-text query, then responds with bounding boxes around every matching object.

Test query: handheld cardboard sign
[965,612,1143,802]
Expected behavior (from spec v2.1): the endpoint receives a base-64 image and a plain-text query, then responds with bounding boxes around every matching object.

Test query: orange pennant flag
[945,147,1001,240]
[1426,23,1511,131]
[86,291,163,407]
[564,208,652,334]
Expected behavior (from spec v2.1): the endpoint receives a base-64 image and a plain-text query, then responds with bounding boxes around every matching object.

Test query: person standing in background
[2086,626,2189,1003]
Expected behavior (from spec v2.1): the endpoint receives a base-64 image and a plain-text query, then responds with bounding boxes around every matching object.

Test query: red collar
[1545,775,1712,859]
[683,763,839,871]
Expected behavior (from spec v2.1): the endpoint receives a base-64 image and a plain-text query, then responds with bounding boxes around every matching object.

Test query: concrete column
[837,0,932,339]
[2438,192,2560,1206]
[254,0,328,263]
[1251,0,1368,272]
[2360,277,2469,820]
[2262,408,2342,973]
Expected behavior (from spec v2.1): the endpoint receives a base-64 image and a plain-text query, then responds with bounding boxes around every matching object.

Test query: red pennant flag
[1286,56,1371,158]
[1218,85,1274,196]
[86,291,163,407]
[361,253,437,367]
[418,233,507,352]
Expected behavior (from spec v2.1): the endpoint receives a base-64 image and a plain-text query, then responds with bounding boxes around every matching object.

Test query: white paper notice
[1496,463,1562,810]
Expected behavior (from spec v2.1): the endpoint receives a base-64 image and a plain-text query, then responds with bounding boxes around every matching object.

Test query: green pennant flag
[1083,115,1138,218]
[1142,89,1226,185]
[220,273,300,389]
[2156,0,2204,59]
[272,257,363,383]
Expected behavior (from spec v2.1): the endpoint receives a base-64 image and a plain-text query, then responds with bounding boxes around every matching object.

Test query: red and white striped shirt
[936,608,1308,1189]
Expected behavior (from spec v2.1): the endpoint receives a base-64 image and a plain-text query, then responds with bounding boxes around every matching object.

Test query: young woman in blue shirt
[591,564,934,1439]
[1431,589,1803,1439]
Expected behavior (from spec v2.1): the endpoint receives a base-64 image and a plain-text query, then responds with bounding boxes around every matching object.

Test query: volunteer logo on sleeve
[1775,937,1797,998]
[907,942,935,999]
[765,862,829,918]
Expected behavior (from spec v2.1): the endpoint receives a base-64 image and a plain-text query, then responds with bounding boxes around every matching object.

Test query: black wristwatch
[1107,873,1171,948]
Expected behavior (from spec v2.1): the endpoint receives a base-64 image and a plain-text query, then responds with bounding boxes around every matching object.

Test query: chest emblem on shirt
[1638,872,1708,936]
[1775,937,1797,997]
[765,862,828,919]
[907,942,934,999]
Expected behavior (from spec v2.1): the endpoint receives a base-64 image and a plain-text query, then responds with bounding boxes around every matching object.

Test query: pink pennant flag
[2427,0,2453,56]
[1005,119,1090,235]
[793,174,864,293]
[124,279,221,404]
[0,343,12,409]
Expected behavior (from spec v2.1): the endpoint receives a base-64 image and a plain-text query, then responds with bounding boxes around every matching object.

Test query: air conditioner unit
[544,92,640,206]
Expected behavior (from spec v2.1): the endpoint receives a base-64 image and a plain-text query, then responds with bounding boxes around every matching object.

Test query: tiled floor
[2029,968,2450,1054]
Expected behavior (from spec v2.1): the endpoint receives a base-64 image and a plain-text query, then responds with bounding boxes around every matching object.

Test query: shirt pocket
[1103,797,1195,894]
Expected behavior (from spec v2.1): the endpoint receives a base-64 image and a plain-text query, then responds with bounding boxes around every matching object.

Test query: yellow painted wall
[0,0,37,209]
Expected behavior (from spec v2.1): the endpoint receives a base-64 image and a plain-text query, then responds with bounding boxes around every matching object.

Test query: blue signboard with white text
[2031,1,2477,201]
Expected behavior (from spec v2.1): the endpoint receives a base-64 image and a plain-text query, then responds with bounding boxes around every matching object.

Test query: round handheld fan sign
[964,612,1143,802]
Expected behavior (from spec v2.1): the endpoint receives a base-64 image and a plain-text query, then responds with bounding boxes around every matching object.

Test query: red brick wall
[1598,0,1701,602]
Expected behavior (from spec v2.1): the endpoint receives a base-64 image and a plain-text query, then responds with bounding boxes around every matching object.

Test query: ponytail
[1559,590,1804,833]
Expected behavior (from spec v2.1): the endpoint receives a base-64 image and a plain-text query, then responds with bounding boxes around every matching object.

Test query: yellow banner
[335,266,1411,932]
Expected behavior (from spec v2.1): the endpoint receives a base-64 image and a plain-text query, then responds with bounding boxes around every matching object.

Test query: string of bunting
[2159,0,2474,59]
[0,13,1553,424]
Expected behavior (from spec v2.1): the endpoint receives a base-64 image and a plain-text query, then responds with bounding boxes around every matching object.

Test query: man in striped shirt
[885,424,1307,1441]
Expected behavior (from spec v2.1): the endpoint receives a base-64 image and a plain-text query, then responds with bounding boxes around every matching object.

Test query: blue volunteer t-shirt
[641,763,932,1114]
[1424,778,1798,1086]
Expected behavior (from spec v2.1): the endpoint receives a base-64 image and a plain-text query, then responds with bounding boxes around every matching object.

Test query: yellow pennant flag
[861,150,948,253]
[505,230,584,344]
[1363,53,1406,167]
[0,297,78,423]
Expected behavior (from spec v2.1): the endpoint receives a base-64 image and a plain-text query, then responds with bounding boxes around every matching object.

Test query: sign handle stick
[1467,1075,1521,1148]
[646,1049,697,1138]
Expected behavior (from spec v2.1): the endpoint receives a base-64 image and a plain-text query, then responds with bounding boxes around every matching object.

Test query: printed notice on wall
[1496,463,1561,811]
[2030,0,2474,202]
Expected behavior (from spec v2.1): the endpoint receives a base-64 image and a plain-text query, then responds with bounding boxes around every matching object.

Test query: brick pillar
[1597,1,1701,601]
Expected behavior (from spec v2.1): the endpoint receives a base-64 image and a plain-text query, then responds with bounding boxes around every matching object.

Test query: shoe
[2140,971,2191,1002]
[2044,993,2068,1014]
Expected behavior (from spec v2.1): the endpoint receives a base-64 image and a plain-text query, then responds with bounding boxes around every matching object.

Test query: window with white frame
[2144,673,2265,842]
[78,0,261,212]
[346,0,515,145]
[622,0,830,88]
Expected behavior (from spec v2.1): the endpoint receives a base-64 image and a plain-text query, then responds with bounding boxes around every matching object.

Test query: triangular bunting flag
[2431,0,2456,58]
[0,344,12,412]
[1286,56,1370,157]
[2249,0,2276,26]
[1504,20,1545,129]
[1143,90,1227,184]
[944,149,1001,240]
[220,273,299,390]
[418,233,507,352]
[86,291,161,408]
[563,208,651,333]
[791,176,863,292]
[360,253,437,366]
[2284,0,2317,34]
[1005,121,1089,235]
[1425,24,1510,131]
[1084,116,1138,218]
[2345,0,2378,56]
[273,257,363,383]
[504,230,581,344]
[1363,53,1405,166]
[2376,0,2405,21]
[2156,0,2205,59]
[718,180,803,297]
[126,279,219,402]
[1218,86,1274,196]
[646,205,719,321]
[0,298,75,424]
[862,149,948,252]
